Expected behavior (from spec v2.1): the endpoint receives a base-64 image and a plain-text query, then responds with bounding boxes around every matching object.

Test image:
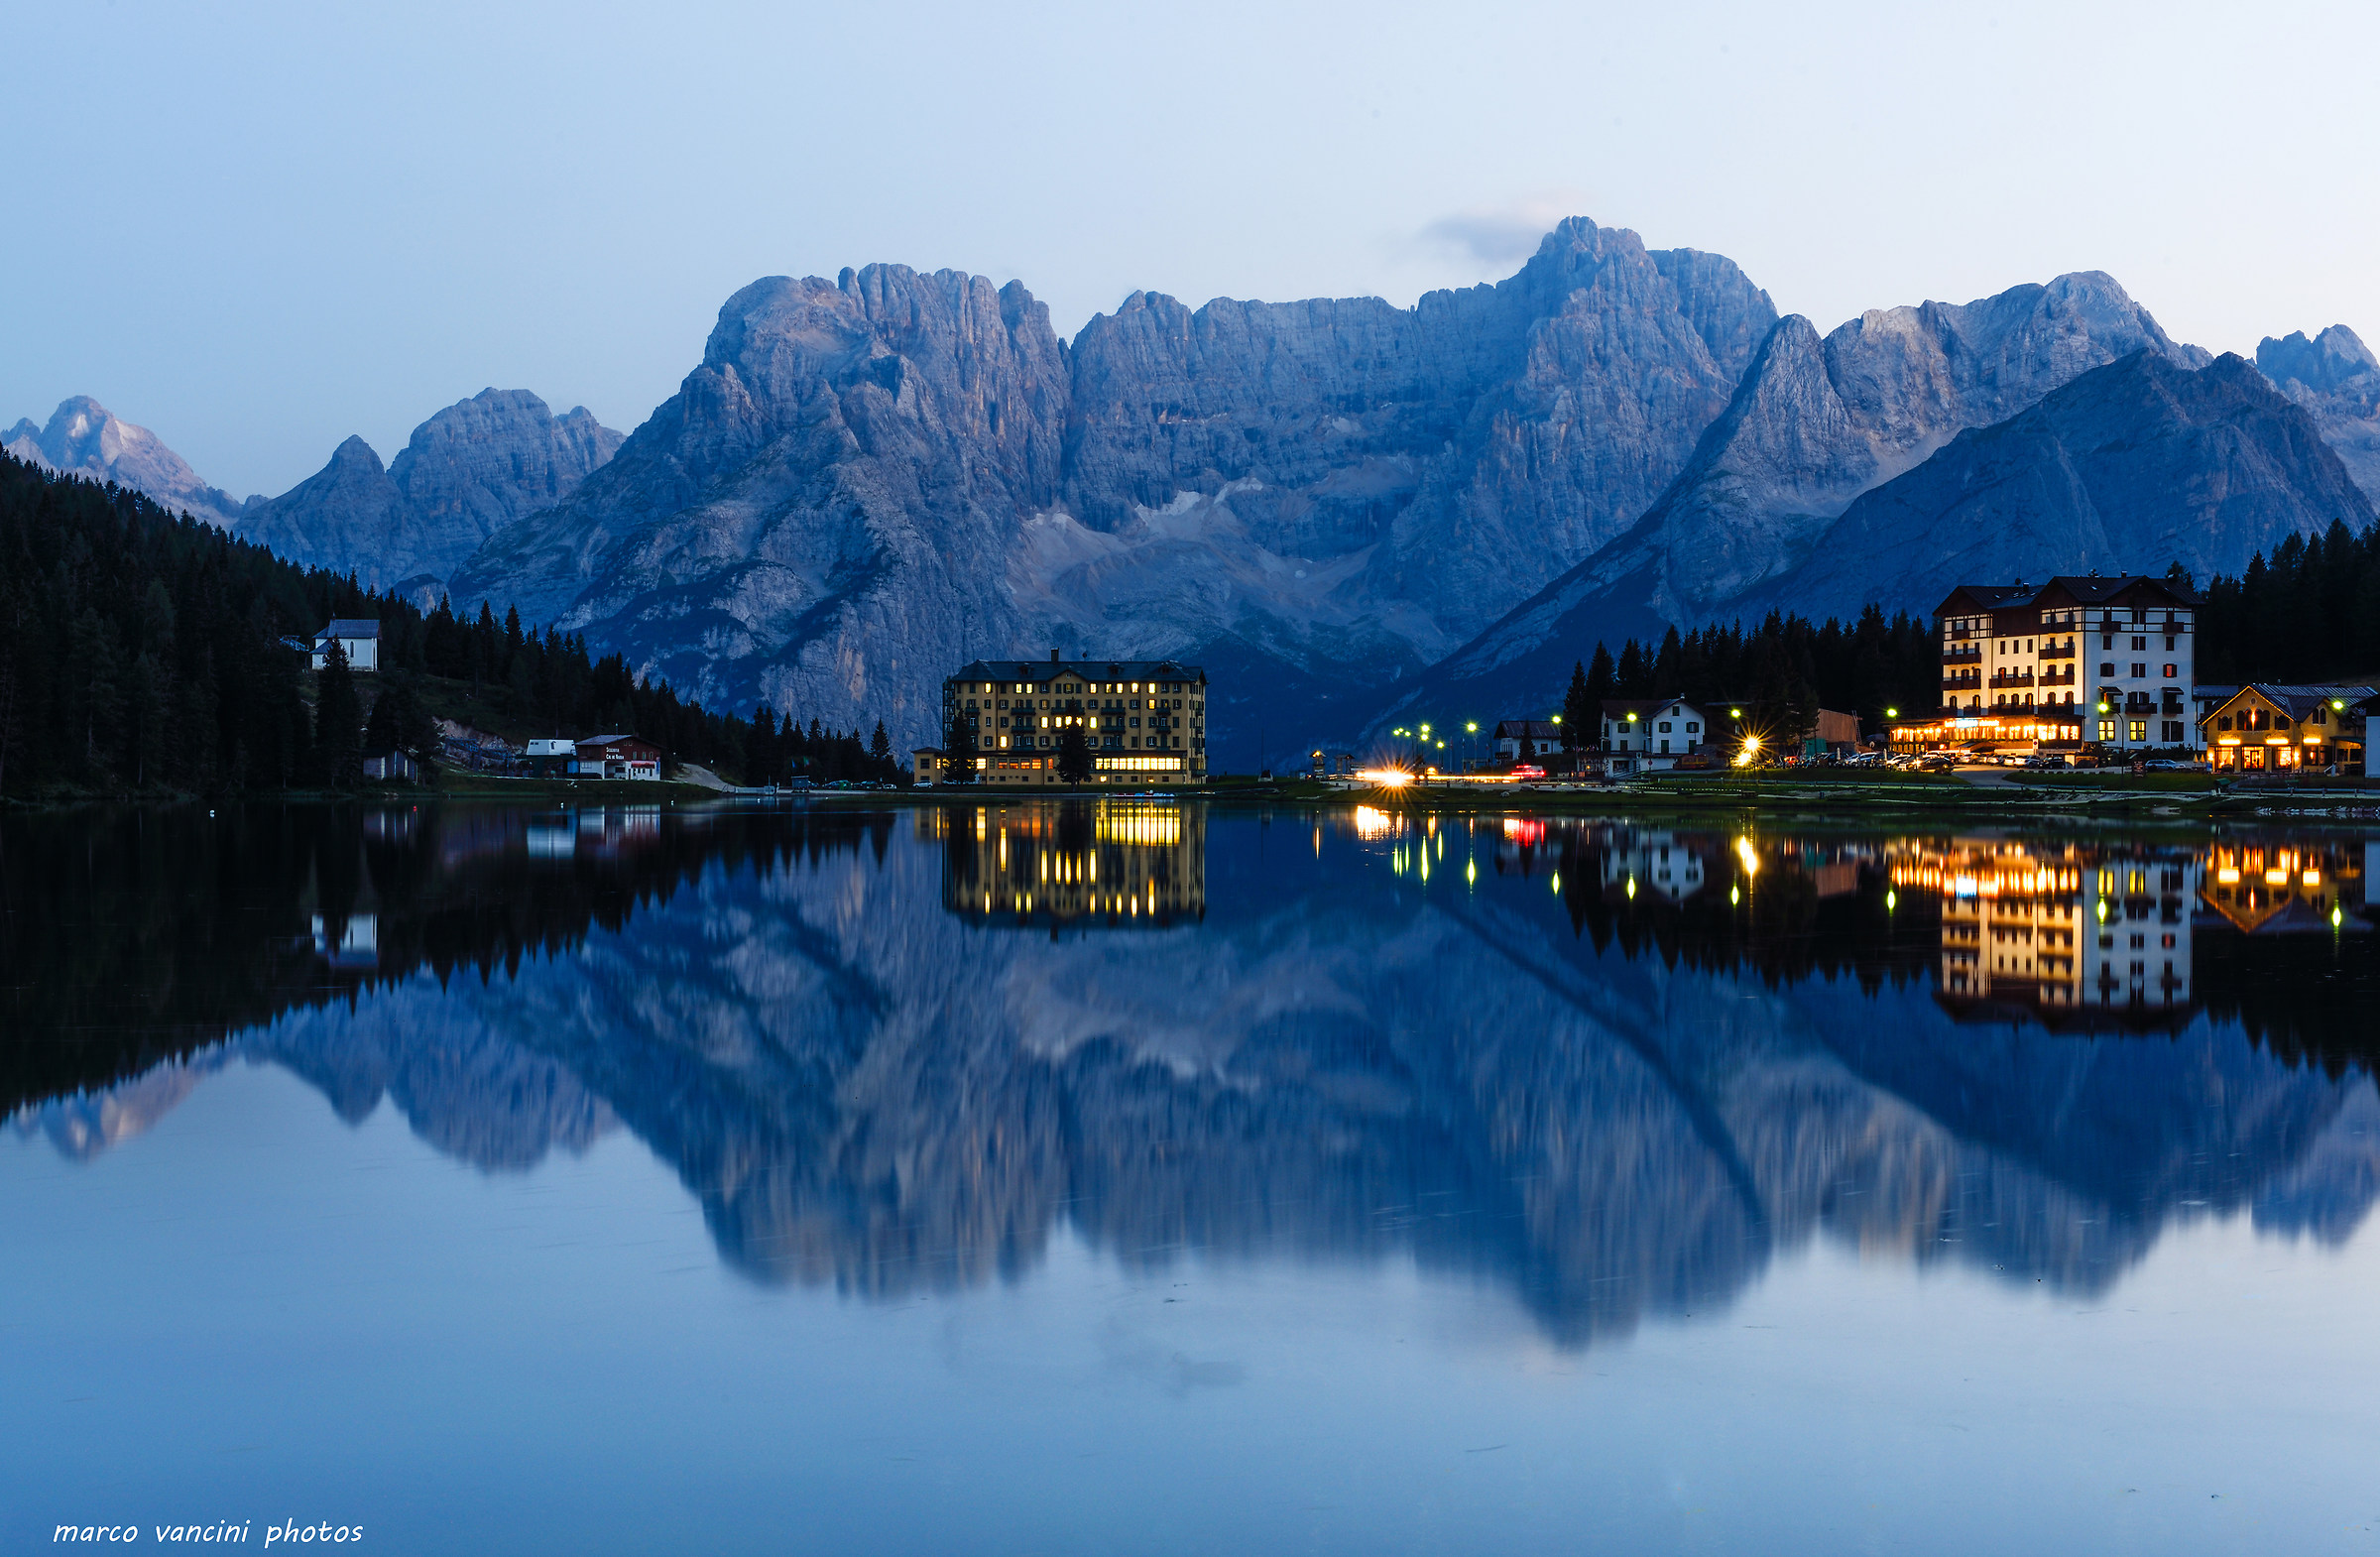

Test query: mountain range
[18,218,2379,758]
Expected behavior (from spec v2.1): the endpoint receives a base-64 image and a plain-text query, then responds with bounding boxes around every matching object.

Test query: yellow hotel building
[916,652,1210,785]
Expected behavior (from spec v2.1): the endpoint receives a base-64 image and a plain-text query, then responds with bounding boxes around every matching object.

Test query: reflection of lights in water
[1359,768,1411,787]
[1353,806,1397,840]
[1955,875,1979,898]
[1501,817,1545,845]
[1550,872,1561,895]
[1466,858,1477,886]
[1626,877,1636,899]
[1885,889,1897,910]
[2305,870,2322,888]
[1729,884,1739,905]
[2217,868,2241,885]
[2266,869,2289,887]
[1735,837,1760,877]
[1098,807,1181,847]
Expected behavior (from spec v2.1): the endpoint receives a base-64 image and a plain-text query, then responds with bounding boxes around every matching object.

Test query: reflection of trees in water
[0,802,892,1113]
[12,805,2380,1351]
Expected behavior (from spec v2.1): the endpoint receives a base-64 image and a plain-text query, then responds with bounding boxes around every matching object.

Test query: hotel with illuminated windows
[915,653,1210,785]
[1892,575,2201,756]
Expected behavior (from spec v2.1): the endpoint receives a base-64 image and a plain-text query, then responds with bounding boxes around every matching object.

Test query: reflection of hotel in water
[1888,840,2202,1027]
[2200,839,2368,933]
[927,801,1206,928]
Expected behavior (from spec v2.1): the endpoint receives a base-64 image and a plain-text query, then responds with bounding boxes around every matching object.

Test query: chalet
[1492,718,1564,762]
[310,619,381,673]
[572,734,662,780]
[1601,697,1712,774]
[2199,684,2372,775]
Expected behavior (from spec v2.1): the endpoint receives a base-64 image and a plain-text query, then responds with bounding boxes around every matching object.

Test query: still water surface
[5,801,2380,1554]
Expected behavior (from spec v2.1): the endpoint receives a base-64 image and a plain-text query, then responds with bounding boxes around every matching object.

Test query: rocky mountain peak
[2,395,253,527]
[237,394,623,598]
[2258,325,2379,393]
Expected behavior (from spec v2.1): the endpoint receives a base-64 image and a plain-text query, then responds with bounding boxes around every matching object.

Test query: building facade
[1599,697,1711,773]
[310,619,381,673]
[1928,575,2200,755]
[572,734,661,780]
[930,653,1210,785]
[2199,684,2373,774]
[1492,719,1563,763]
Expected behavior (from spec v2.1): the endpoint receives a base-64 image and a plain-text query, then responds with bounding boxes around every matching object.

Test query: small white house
[310,619,380,673]
[1601,697,1712,773]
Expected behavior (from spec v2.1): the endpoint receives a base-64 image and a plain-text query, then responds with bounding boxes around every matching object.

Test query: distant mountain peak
[2,395,249,526]
[2258,325,2379,393]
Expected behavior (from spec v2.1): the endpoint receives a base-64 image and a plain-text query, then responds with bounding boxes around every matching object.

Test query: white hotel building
[1925,574,2200,754]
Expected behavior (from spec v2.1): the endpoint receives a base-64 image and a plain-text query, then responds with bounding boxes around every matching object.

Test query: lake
[5,799,2380,1555]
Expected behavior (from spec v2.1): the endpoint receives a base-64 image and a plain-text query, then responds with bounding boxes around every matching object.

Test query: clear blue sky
[4,0,2375,499]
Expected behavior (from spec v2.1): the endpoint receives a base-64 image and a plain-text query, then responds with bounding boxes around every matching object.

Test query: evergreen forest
[0,453,898,795]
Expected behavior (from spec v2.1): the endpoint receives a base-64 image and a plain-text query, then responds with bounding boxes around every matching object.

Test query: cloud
[1418,193,1590,267]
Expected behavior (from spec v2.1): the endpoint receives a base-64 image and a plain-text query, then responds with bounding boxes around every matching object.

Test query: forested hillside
[2195,519,2380,683]
[1552,608,1945,743]
[0,453,895,795]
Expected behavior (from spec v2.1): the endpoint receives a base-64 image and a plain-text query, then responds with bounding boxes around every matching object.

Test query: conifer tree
[314,640,363,787]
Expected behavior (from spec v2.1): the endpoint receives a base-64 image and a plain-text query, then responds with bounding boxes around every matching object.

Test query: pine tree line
[1554,607,1945,744]
[0,452,900,795]
[2194,519,2380,684]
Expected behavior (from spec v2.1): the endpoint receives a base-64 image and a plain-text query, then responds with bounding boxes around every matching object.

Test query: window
[2131,663,2146,678]
[2161,663,2176,679]
[2128,720,2147,742]
[1685,722,1699,734]
[2165,636,2176,651]
[2103,635,2114,650]
[2217,715,2231,731]
[2100,662,2115,676]
[1658,722,1672,733]
[2133,637,2147,651]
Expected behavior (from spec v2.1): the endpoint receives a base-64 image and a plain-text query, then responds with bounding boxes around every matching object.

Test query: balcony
[1942,675,1981,692]
[2038,640,2077,659]
[1988,671,2035,689]
[2038,668,2077,687]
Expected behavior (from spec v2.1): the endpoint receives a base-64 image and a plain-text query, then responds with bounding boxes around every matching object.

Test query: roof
[2203,683,2377,720]
[1600,697,1701,718]
[948,658,1206,684]
[1494,719,1562,738]
[318,619,381,639]
[574,733,659,752]
[1936,574,2202,617]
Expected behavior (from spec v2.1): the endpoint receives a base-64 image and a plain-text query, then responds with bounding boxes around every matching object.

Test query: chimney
[1049,648,1059,662]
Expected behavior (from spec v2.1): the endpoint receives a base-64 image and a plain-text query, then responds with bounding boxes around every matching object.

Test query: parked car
[2141,759,2196,772]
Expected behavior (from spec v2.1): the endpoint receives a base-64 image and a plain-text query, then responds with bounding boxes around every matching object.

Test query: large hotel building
[917,653,1210,785]
[1895,574,2201,756]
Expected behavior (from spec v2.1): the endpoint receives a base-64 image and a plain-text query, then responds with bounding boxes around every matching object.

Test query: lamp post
[1465,720,1478,774]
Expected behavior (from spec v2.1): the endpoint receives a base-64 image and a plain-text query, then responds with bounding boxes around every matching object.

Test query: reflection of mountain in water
[10,803,2380,1348]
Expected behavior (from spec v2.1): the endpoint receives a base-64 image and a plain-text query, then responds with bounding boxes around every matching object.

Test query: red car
[1510,764,1546,779]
